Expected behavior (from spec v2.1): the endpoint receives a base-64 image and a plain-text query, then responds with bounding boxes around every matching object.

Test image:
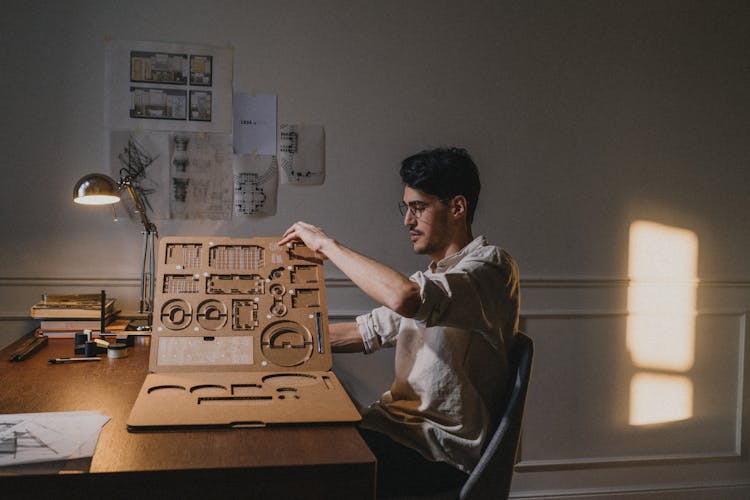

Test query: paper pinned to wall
[0,411,110,467]
[169,132,234,220]
[109,130,171,220]
[279,124,326,185]
[233,92,277,155]
[232,155,278,216]
[109,130,234,221]
[105,40,233,133]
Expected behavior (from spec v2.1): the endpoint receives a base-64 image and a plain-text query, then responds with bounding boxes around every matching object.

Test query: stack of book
[30,294,127,337]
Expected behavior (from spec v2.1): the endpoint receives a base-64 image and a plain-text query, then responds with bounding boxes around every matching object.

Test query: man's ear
[451,195,468,219]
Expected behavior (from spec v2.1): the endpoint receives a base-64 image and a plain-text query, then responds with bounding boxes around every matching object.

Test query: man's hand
[278,221,332,258]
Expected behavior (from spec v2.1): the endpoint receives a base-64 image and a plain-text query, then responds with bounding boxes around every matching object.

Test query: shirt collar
[430,235,487,273]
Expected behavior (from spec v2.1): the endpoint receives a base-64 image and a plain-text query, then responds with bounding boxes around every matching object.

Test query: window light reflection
[627,221,698,426]
[629,373,693,426]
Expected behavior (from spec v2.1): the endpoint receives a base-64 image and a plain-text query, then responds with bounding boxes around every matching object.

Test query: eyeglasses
[398,198,451,219]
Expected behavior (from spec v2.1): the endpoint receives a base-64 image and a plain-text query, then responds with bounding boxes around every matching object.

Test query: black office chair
[458,331,533,500]
[385,332,533,500]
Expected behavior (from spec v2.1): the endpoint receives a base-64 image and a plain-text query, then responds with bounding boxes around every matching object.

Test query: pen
[48,357,102,364]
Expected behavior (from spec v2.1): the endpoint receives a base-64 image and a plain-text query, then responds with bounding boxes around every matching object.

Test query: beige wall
[1,1,749,497]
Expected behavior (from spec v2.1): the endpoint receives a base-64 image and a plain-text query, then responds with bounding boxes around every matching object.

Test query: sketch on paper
[169,132,233,220]
[279,124,325,185]
[109,130,171,220]
[233,155,278,216]
[0,423,57,458]
[0,411,110,467]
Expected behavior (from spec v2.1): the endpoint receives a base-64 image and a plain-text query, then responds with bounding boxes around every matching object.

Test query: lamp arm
[122,180,157,317]
[123,181,158,237]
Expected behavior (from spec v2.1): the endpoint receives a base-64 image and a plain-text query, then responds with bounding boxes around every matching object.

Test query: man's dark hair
[400,147,481,224]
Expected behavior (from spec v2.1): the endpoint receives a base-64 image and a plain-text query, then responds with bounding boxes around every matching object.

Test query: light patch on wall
[627,221,698,426]
[629,373,693,426]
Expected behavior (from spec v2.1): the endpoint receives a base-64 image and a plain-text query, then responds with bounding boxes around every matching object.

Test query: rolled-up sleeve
[356,306,403,354]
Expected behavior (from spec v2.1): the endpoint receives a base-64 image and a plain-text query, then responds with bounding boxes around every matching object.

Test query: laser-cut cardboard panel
[127,370,361,430]
[150,237,331,373]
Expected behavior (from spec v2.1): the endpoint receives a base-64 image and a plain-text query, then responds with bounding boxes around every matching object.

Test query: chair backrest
[459,332,533,500]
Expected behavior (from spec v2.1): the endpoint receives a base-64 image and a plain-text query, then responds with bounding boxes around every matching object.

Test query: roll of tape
[107,343,128,359]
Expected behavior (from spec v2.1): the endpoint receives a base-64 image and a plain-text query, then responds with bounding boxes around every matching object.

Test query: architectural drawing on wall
[130,87,187,120]
[278,124,325,185]
[130,51,188,85]
[233,155,278,216]
[169,132,233,220]
[189,90,212,121]
[172,135,189,172]
[189,55,212,86]
[109,130,171,220]
[106,40,232,133]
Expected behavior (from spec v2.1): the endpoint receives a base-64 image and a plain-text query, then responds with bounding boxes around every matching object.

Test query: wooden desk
[0,336,375,499]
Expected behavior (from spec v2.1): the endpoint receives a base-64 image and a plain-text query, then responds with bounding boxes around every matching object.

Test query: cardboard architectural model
[127,236,361,430]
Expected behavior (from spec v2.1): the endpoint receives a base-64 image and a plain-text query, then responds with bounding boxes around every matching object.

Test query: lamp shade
[73,173,121,205]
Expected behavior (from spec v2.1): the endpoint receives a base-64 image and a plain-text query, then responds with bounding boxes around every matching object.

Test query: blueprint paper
[105,40,233,133]
[0,411,110,467]
[108,130,234,221]
[279,124,325,185]
[232,155,278,216]
[233,93,277,155]
[170,132,234,220]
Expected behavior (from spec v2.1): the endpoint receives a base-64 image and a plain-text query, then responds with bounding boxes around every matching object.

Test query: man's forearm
[319,238,421,318]
[329,322,365,353]
[278,221,421,318]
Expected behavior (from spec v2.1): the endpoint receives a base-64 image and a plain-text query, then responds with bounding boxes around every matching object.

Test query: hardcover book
[30,294,116,319]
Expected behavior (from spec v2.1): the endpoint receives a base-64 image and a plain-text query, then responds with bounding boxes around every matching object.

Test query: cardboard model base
[126,237,361,431]
[127,371,360,430]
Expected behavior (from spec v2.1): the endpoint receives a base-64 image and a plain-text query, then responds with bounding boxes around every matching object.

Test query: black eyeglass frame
[398,197,453,219]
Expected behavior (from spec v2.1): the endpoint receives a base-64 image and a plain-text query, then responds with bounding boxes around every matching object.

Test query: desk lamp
[73,172,157,316]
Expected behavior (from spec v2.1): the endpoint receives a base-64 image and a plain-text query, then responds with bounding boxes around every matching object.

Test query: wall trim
[4,276,749,287]
[0,276,140,287]
[3,275,748,322]
[510,480,750,499]
[328,276,750,289]
[515,450,743,472]
[517,310,747,471]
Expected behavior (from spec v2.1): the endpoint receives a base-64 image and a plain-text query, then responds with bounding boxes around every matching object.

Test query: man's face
[402,186,451,257]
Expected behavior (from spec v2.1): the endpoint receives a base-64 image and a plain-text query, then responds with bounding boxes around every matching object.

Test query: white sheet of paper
[232,155,278,216]
[233,93,277,155]
[105,40,233,133]
[279,124,325,185]
[169,132,234,220]
[0,411,110,467]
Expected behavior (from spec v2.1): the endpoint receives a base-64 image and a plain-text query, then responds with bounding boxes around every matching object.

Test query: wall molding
[3,275,749,321]
[517,310,747,471]
[511,480,750,499]
[2,275,749,288]
[0,276,140,287]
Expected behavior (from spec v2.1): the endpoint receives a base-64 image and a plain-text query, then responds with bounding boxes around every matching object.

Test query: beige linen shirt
[356,235,520,473]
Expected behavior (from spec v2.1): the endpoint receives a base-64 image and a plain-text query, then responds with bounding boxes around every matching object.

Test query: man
[278,147,520,496]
